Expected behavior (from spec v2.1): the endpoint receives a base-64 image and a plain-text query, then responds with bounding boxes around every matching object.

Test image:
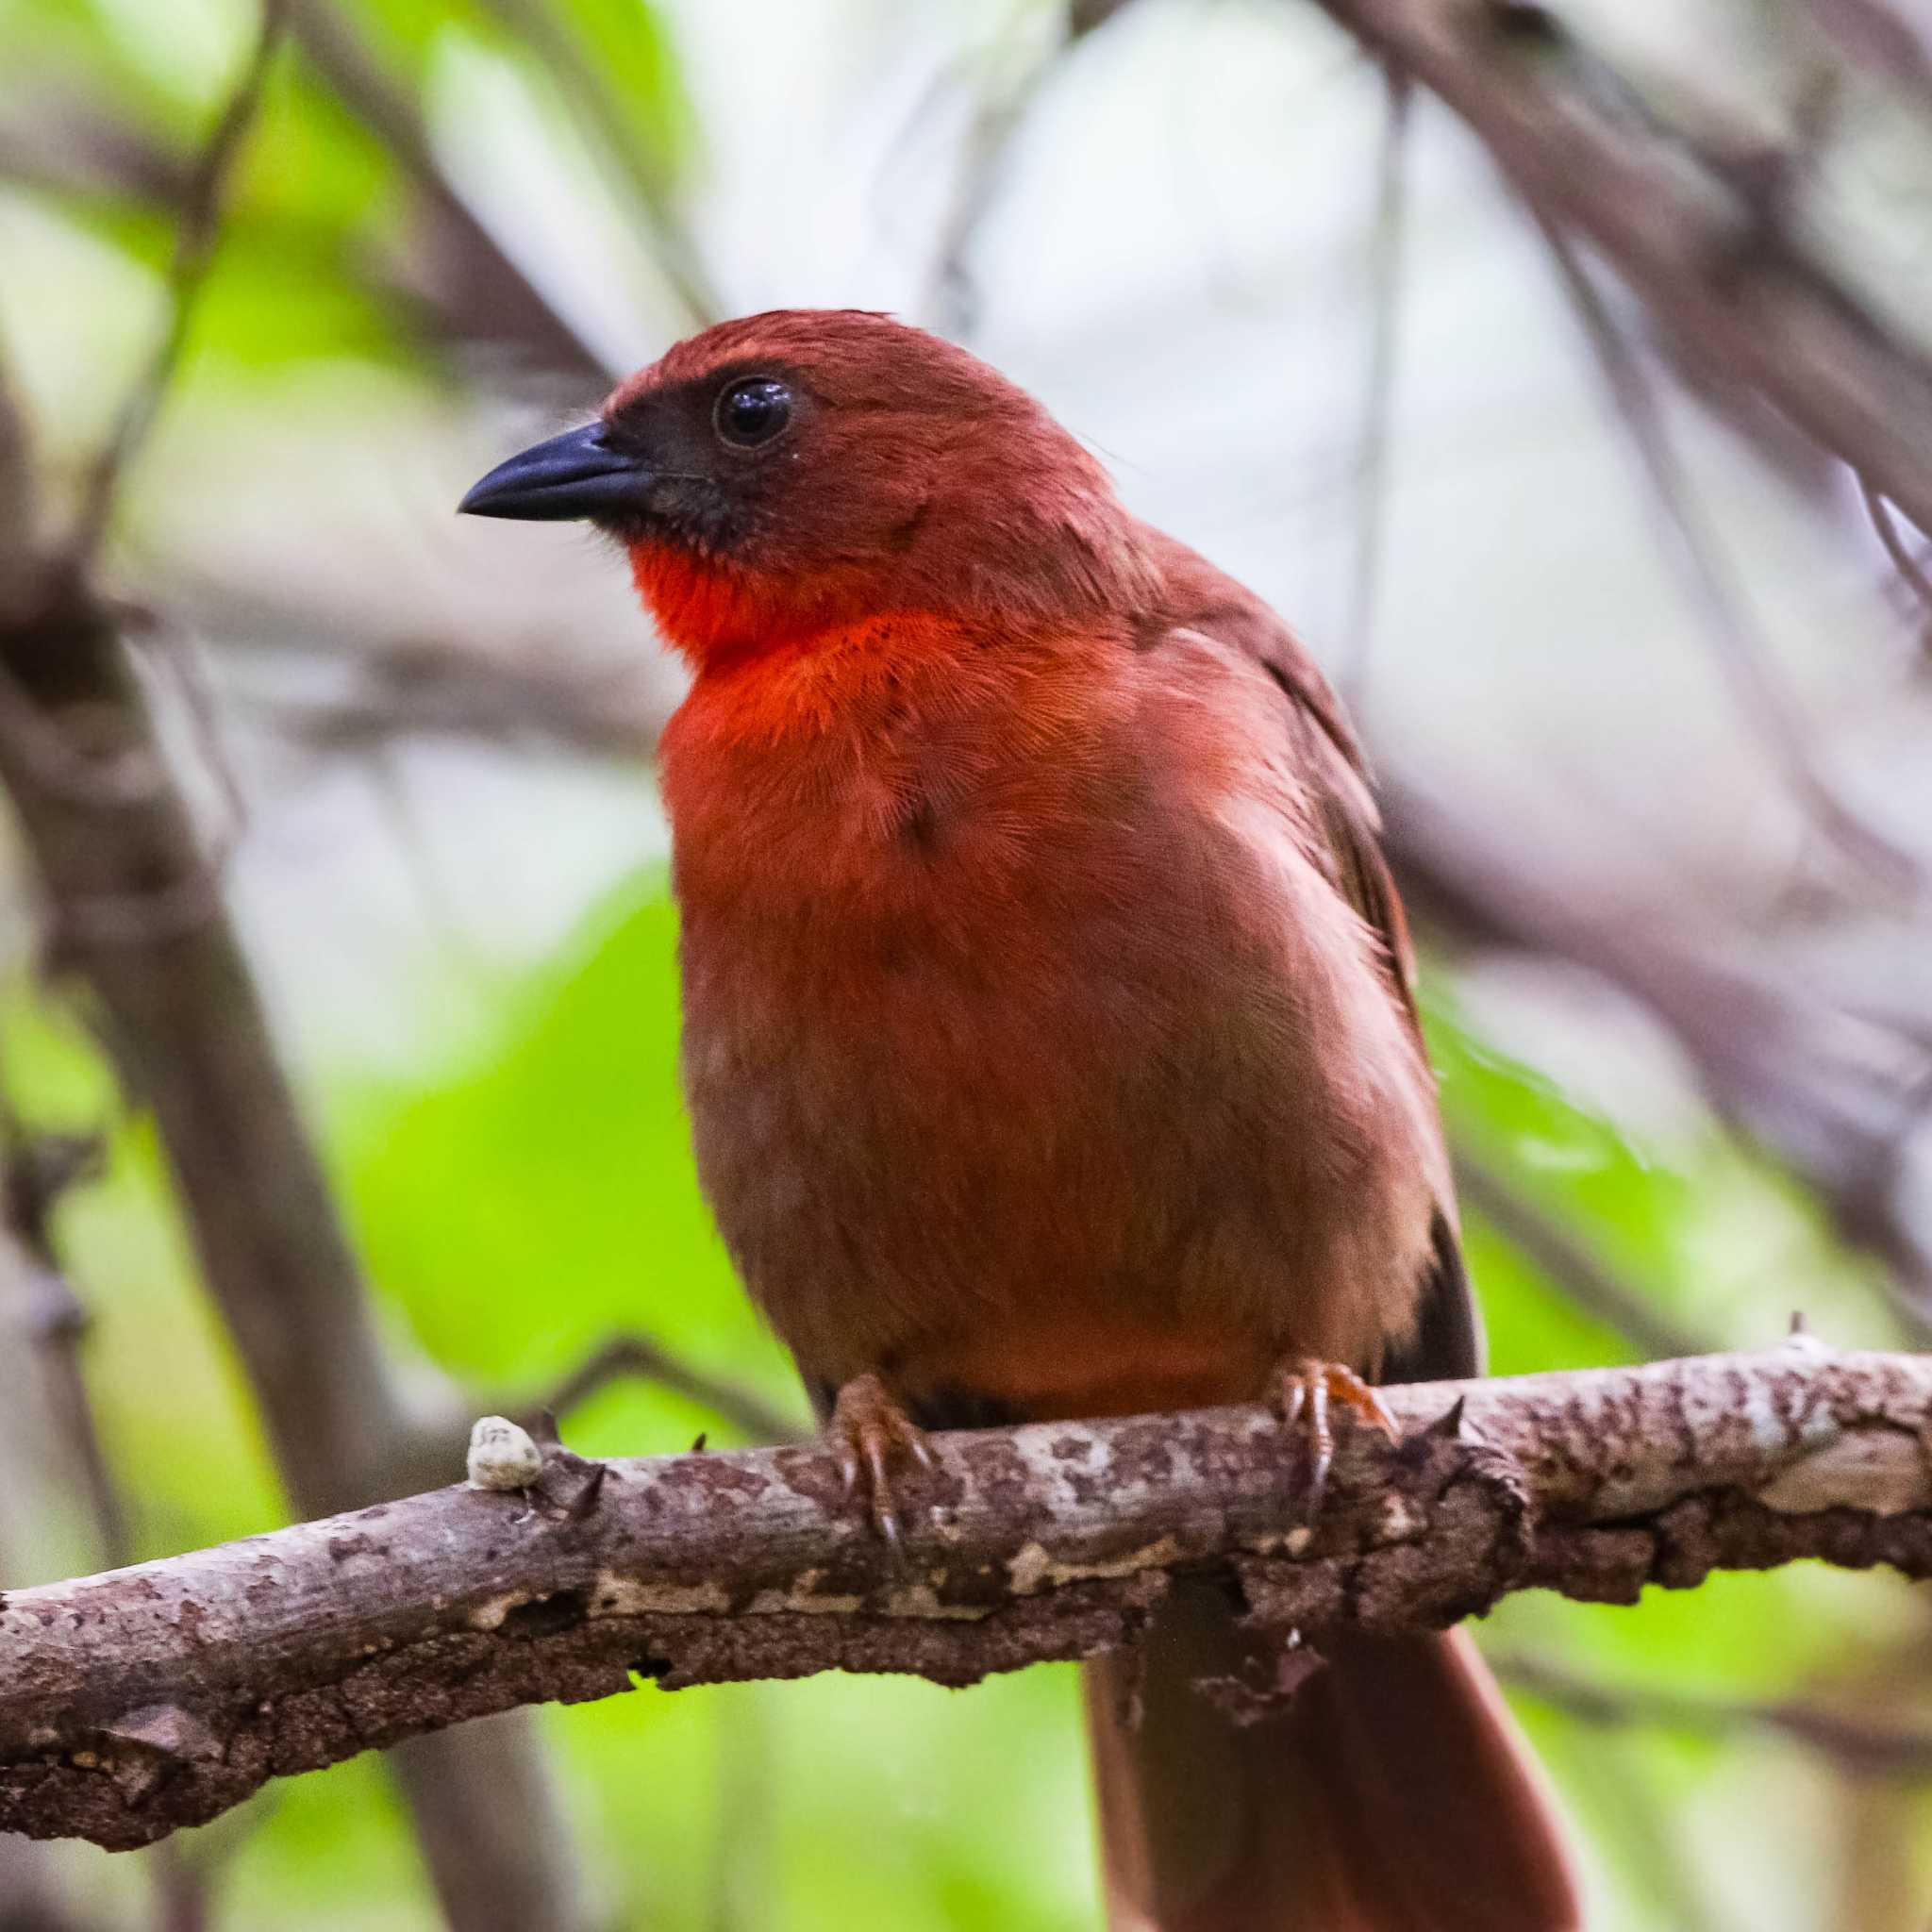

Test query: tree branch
[1449,1144,1717,1361]
[282,0,612,383]
[519,1333,802,1447]
[1491,1647,1932,1780]
[0,277,585,1929]
[70,0,289,565]
[3,1342,1928,1851]
[1307,0,1932,538]
[1384,783,1932,1318]
[1524,204,1921,890]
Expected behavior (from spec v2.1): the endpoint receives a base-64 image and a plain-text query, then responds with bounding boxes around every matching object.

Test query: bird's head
[460,309,1150,664]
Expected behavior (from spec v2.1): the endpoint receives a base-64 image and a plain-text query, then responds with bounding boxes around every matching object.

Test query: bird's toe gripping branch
[826,1373,938,1547]
[1266,1357,1400,1521]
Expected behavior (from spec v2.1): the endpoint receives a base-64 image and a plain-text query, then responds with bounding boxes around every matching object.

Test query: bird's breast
[658,622,1438,1414]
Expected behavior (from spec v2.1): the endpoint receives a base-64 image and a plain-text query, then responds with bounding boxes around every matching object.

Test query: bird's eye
[713,377,793,448]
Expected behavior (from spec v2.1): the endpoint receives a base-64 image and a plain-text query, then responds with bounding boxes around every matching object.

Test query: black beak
[458,422,647,522]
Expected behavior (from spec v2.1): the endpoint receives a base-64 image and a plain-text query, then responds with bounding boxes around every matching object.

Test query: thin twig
[1493,1648,1932,1780]
[1858,475,1932,641]
[283,0,610,383]
[1529,208,1922,892]
[465,0,716,327]
[0,94,193,208]
[1304,0,1932,537]
[525,1333,802,1446]
[924,3,1131,337]
[1338,63,1411,708]
[1450,1142,1716,1361]
[69,0,290,566]
[0,1104,216,1925]
[0,1110,126,1567]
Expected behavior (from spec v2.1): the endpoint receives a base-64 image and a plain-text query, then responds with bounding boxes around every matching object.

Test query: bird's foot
[826,1373,937,1548]
[1265,1357,1399,1521]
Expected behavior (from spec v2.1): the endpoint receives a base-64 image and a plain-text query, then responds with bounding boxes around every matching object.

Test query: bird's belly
[678,858,1435,1420]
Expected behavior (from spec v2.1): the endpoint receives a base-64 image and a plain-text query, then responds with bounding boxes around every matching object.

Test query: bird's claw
[827,1373,936,1548]
[1266,1357,1398,1522]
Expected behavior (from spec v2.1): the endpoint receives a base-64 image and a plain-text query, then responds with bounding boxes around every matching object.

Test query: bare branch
[1527,208,1921,891]
[1338,64,1411,708]
[283,0,610,383]
[0,301,585,1931]
[525,1334,803,1447]
[1858,476,1932,642]
[70,0,290,565]
[1448,1143,1716,1361]
[1493,1647,1932,1780]
[1305,0,1932,538]
[2,1343,1927,1851]
[1386,783,1932,1316]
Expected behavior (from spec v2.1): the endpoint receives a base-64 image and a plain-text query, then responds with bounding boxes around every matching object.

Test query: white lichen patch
[1251,1524,1317,1557]
[1372,1494,1425,1545]
[591,1574,731,1617]
[880,1581,989,1621]
[1005,1535,1181,1595]
[1674,1369,1832,1459]
[1758,1431,1931,1515]
[746,1586,864,1616]
[1007,1424,1120,1514]
[466,1417,542,1491]
[1008,1541,1052,1595]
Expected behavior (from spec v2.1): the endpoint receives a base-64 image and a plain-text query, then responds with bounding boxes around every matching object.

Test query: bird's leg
[1265,1357,1398,1522]
[825,1372,937,1547]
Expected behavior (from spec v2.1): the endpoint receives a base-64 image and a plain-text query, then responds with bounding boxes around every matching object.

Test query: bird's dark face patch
[463,308,1155,660]
[593,360,818,561]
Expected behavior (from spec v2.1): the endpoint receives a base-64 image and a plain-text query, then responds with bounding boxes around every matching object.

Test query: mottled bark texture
[3,1342,1928,1851]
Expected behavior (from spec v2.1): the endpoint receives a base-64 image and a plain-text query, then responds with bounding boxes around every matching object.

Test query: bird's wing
[1141,525,1480,1381]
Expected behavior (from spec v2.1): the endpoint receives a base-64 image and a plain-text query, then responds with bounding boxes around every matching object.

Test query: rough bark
[3,1342,1927,1852]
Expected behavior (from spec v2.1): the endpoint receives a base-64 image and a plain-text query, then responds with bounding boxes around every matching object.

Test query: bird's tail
[1086,1581,1582,1931]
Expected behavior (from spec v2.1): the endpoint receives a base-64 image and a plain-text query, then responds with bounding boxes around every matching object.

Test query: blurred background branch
[0,44,591,1932]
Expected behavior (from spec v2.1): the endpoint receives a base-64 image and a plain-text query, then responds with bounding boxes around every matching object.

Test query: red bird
[463,309,1581,1931]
